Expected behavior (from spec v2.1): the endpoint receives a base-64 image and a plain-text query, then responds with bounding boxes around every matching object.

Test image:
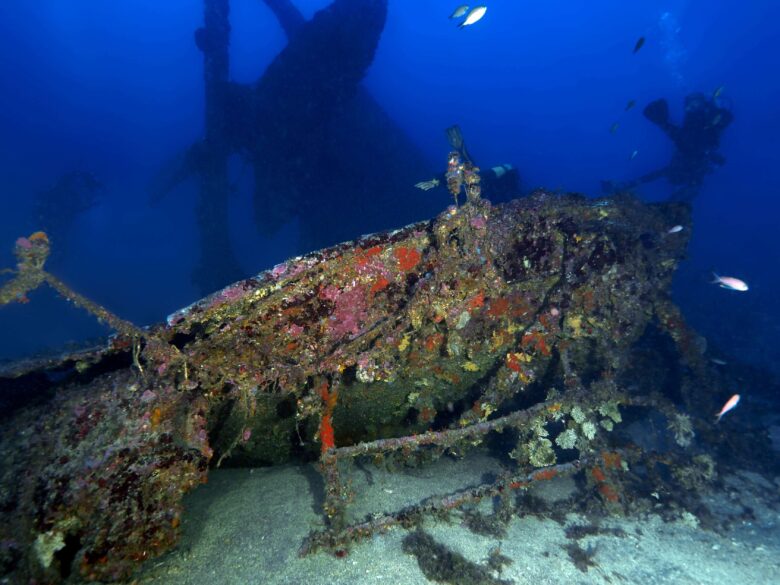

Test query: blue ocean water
[0,1,779,582]
[1,1,778,369]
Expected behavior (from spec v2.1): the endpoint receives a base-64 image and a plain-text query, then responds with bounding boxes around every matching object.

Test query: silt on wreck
[0,183,710,582]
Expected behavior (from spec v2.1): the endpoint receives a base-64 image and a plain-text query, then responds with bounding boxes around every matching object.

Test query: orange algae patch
[467,291,485,310]
[577,288,596,312]
[509,296,532,318]
[419,406,436,423]
[318,380,338,453]
[505,352,525,372]
[486,297,509,317]
[394,247,421,271]
[539,313,556,331]
[424,333,445,352]
[509,480,530,490]
[29,231,49,243]
[355,245,382,267]
[591,458,621,502]
[318,381,338,412]
[598,482,619,502]
[320,414,335,453]
[282,306,303,318]
[602,451,622,470]
[150,407,164,429]
[532,468,558,481]
[317,381,330,402]
[521,331,552,357]
[370,276,390,295]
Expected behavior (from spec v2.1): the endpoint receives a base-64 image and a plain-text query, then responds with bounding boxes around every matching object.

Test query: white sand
[137,451,780,585]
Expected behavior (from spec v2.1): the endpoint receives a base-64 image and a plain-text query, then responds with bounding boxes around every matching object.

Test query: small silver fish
[610,122,619,134]
[449,5,469,19]
[715,393,740,423]
[713,85,725,99]
[667,225,683,234]
[459,5,487,28]
[710,358,727,365]
[712,273,748,292]
[630,150,639,160]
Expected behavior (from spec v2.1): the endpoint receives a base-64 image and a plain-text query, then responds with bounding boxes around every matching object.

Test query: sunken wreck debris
[1,189,707,582]
[154,0,434,294]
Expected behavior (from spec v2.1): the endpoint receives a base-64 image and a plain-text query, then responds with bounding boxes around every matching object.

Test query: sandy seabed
[136,450,780,585]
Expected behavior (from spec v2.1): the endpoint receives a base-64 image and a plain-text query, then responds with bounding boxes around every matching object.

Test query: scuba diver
[415,125,521,203]
[603,92,733,201]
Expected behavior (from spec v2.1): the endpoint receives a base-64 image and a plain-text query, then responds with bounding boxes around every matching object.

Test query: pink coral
[15,237,32,250]
[328,285,369,340]
[470,215,487,229]
[140,390,157,403]
[286,323,305,337]
[319,284,341,302]
[271,263,287,279]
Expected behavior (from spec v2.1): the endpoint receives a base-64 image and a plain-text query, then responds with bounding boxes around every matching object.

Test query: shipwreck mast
[193,0,244,293]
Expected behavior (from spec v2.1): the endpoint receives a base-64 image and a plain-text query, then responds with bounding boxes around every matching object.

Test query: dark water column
[193,0,244,294]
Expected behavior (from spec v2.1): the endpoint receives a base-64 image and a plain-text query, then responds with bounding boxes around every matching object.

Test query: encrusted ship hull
[0,193,695,581]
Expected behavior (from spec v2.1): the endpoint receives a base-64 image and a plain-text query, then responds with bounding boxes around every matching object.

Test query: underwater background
[2,2,780,584]
[1,0,778,376]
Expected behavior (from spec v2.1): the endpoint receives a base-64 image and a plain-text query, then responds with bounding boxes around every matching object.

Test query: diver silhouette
[603,93,732,201]
[415,125,521,203]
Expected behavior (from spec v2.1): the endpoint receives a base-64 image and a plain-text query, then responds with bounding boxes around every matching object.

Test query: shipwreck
[0,165,730,583]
